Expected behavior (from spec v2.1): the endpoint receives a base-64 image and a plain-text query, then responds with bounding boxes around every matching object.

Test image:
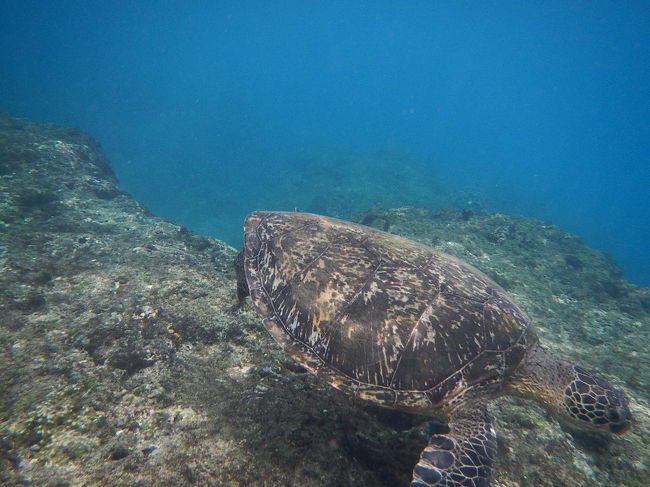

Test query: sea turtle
[239,211,632,487]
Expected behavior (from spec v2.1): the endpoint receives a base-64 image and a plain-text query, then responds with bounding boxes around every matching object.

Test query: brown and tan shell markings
[243,211,535,413]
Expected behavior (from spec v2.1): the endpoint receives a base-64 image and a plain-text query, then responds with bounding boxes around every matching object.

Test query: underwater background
[1,0,649,285]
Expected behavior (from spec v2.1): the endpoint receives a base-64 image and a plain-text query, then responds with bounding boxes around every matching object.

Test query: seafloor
[0,114,648,486]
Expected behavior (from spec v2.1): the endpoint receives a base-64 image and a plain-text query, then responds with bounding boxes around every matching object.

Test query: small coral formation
[0,114,648,486]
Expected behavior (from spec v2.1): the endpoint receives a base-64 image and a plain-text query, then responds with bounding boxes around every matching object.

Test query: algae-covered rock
[0,114,419,486]
[0,114,648,486]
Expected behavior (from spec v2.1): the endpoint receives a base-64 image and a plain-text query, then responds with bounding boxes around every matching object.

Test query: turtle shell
[243,211,535,412]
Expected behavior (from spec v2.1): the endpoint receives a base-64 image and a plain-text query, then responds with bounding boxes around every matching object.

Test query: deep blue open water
[1,1,648,285]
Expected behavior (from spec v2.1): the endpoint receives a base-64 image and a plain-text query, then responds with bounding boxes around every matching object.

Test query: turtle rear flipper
[234,249,249,304]
[411,403,496,487]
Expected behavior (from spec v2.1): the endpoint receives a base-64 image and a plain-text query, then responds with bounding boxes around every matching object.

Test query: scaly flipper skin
[411,403,496,487]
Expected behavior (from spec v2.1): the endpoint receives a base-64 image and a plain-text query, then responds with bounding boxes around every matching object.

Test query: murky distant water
[1,1,648,284]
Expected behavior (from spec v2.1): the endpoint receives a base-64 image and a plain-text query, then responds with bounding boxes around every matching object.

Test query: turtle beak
[607,401,632,435]
[609,419,631,435]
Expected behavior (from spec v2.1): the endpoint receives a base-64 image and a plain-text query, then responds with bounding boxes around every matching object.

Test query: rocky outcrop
[0,114,648,486]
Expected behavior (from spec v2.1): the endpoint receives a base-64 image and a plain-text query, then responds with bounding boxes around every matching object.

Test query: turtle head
[562,365,632,434]
[511,345,632,435]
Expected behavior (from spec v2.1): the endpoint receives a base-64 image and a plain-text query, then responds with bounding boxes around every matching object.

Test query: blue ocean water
[1,1,648,285]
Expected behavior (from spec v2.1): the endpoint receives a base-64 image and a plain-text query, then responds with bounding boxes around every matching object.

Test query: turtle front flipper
[411,402,496,487]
